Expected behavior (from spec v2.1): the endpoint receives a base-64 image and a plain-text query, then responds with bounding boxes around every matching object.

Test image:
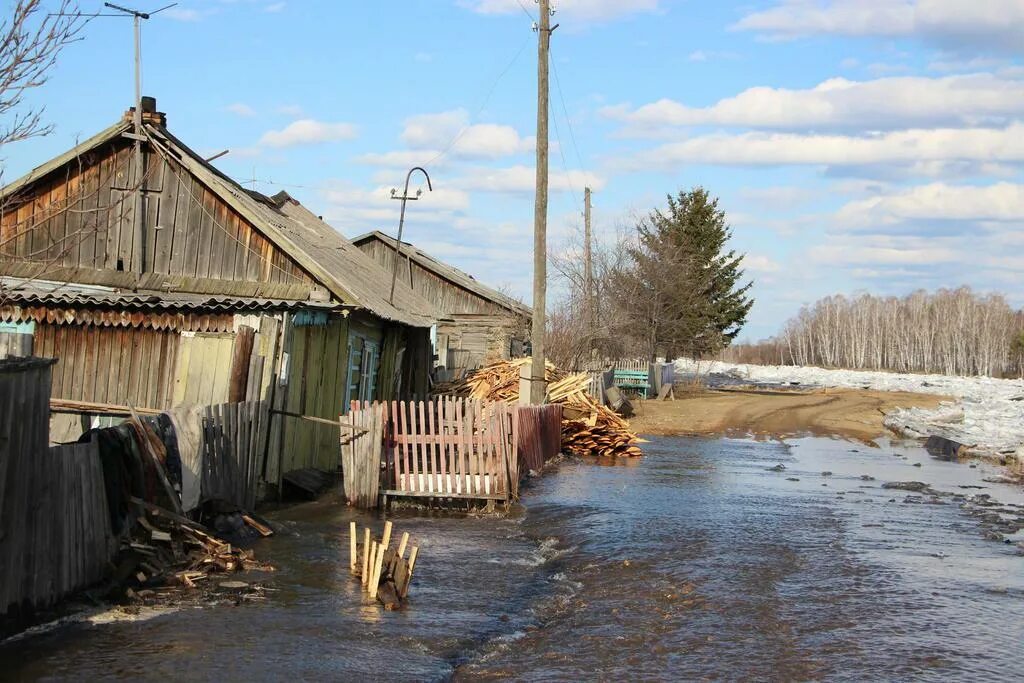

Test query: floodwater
[3,436,1023,682]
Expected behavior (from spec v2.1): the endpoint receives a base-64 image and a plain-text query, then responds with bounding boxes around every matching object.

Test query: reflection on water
[2,436,1022,682]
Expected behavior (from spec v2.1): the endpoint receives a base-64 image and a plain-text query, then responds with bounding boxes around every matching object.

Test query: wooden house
[0,97,439,487]
[351,230,531,376]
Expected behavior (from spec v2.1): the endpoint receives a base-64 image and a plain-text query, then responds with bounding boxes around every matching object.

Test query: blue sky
[6,0,1024,339]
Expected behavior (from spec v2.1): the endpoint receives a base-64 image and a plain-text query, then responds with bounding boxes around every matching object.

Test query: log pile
[122,497,272,593]
[350,521,418,610]
[435,358,642,458]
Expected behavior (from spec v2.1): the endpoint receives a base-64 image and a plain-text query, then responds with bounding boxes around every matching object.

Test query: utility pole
[389,167,432,304]
[584,186,593,341]
[530,0,557,405]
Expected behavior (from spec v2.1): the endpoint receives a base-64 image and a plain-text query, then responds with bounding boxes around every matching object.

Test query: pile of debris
[117,497,273,599]
[436,358,642,458]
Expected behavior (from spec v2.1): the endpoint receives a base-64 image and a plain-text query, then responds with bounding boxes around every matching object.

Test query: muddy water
[3,436,1023,682]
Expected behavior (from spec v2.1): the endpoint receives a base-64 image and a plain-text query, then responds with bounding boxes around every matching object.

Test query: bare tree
[0,1,86,152]
[0,1,87,304]
[724,287,1024,378]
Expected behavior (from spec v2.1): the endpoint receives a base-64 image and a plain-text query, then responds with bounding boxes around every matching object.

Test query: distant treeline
[723,288,1024,378]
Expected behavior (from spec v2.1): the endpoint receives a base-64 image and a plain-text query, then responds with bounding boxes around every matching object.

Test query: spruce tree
[613,187,753,359]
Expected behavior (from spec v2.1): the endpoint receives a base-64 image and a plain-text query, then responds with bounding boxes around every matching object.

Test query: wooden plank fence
[1,358,116,622]
[342,401,386,509]
[201,400,270,510]
[385,398,514,503]
[341,398,520,509]
[514,404,563,477]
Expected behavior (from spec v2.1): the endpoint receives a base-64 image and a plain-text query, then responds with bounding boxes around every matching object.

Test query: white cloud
[258,119,357,147]
[401,110,534,159]
[809,235,961,266]
[688,50,707,62]
[733,0,1024,54]
[355,150,446,168]
[744,254,783,273]
[225,102,256,117]
[277,104,304,118]
[453,164,605,194]
[164,7,204,21]
[834,182,1024,227]
[460,0,660,22]
[264,2,285,12]
[621,123,1024,170]
[603,73,1024,132]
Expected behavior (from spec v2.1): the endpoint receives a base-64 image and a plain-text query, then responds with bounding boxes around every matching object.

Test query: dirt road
[628,387,949,444]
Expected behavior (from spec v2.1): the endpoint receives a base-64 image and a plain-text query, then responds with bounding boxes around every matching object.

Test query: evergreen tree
[612,187,753,359]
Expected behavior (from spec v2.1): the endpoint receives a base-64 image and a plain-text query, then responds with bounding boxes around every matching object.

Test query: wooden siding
[172,332,235,407]
[281,317,350,473]
[33,322,178,410]
[0,139,313,289]
[357,239,512,317]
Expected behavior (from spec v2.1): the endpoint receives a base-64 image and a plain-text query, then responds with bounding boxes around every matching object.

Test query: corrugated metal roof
[351,230,532,318]
[0,280,339,313]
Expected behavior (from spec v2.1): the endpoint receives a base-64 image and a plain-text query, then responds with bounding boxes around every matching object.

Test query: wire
[515,0,536,21]
[548,88,580,216]
[551,57,588,188]
[144,131,308,284]
[424,31,533,167]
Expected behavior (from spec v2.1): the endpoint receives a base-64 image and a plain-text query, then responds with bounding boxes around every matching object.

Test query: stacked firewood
[435,358,642,458]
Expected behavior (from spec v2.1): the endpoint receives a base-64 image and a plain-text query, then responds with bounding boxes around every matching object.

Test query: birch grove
[726,288,1024,378]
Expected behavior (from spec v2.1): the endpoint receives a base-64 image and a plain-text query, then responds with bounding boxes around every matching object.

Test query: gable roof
[0,110,439,329]
[351,230,531,318]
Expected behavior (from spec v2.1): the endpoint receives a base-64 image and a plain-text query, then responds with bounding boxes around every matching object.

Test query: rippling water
[3,436,1023,682]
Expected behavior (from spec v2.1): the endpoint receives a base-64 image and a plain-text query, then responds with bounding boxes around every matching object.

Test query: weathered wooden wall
[33,322,179,410]
[172,332,234,407]
[280,317,349,473]
[514,404,562,476]
[357,239,513,317]
[0,139,313,287]
[0,359,115,624]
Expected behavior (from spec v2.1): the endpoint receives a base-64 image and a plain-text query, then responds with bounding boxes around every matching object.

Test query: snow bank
[674,359,1024,457]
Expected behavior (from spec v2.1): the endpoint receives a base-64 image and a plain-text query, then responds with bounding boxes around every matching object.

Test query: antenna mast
[103,2,175,275]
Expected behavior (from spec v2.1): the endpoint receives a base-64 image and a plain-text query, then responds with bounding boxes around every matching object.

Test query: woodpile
[350,521,418,610]
[122,497,273,593]
[435,358,642,458]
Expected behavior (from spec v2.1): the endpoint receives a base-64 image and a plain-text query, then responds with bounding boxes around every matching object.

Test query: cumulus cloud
[459,0,660,22]
[453,165,605,194]
[603,73,1024,133]
[225,103,256,117]
[620,123,1024,171]
[400,110,534,159]
[834,182,1024,228]
[258,119,357,147]
[743,254,783,273]
[733,0,1024,54]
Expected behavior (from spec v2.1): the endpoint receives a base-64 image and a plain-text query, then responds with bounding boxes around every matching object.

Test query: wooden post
[367,541,378,593]
[349,521,357,574]
[408,545,419,573]
[361,528,371,586]
[372,540,387,599]
[397,531,409,559]
[530,0,553,405]
[382,520,393,549]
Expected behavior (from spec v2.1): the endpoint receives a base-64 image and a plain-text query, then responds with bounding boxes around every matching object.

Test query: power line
[424,32,533,167]
[550,56,588,189]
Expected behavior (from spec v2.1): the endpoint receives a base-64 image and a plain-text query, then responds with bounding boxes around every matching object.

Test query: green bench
[613,369,650,396]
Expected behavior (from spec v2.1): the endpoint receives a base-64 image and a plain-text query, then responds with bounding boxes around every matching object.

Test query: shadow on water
[1,436,1022,682]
